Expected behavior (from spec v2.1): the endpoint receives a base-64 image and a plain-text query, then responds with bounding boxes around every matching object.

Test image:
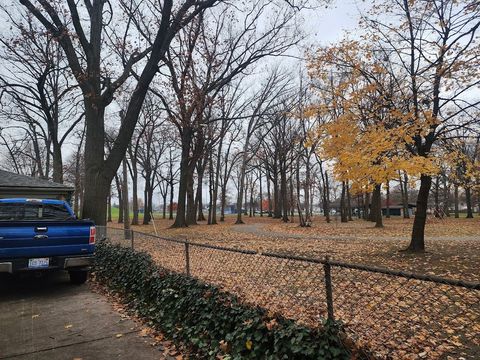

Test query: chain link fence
[96,226,480,359]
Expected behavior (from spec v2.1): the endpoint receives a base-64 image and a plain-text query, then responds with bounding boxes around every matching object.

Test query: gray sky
[303,1,364,45]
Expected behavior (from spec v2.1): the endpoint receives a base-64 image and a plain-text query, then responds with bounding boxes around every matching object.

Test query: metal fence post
[185,241,190,276]
[323,255,335,322]
[130,229,135,250]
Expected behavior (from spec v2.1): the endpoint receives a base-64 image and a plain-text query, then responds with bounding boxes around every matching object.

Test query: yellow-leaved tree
[307,40,438,228]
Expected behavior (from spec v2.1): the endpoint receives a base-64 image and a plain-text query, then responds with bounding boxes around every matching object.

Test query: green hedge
[94,242,350,359]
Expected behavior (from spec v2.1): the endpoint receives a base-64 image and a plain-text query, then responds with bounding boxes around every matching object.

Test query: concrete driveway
[0,272,165,360]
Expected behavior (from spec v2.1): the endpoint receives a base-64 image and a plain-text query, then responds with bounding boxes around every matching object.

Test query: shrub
[94,241,350,359]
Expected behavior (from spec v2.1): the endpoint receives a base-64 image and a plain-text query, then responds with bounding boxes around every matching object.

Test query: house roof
[0,170,74,192]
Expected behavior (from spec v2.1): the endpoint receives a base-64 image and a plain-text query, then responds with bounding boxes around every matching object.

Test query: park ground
[108,214,480,359]
[110,214,480,282]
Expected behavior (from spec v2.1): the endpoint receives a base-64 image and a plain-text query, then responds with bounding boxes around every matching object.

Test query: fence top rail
[327,259,480,290]
[120,228,187,245]
[103,227,480,291]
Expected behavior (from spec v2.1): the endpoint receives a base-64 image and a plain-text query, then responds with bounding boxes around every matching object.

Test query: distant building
[224,204,238,214]
[0,170,74,202]
[381,202,416,217]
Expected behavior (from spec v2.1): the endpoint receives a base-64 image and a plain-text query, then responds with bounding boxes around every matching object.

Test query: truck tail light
[89,226,96,245]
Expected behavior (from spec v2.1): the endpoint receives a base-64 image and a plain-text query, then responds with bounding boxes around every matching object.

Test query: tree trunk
[116,175,124,224]
[142,169,152,225]
[477,189,480,215]
[403,173,410,218]
[289,169,294,221]
[186,165,197,225]
[310,184,314,216]
[172,128,192,228]
[143,180,150,225]
[434,176,441,218]
[32,132,45,179]
[162,192,167,219]
[357,195,362,219]
[399,172,406,217]
[196,159,206,222]
[244,182,248,216]
[74,151,82,217]
[443,175,450,217]
[323,171,331,223]
[454,184,459,218]
[304,159,311,224]
[235,135,251,224]
[273,167,281,218]
[220,185,226,222]
[259,169,263,217]
[51,141,63,183]
[107,193,112,222]
[207,153,214,224]
[131,166,139,225]
[79,180,85,219]
[369,189,377,222]
[346,180,353,221]
[266,168,272,217]
[81,101,109,225]
[211,136,223,225]
[147,180,154,224]
[123,158,130,231]
[408,175,432,252]
[465,186,474,218]
[340,181,347,223]
[372,184,383,228]
[386,181,390,219]
[280,163,289,223]
[169,178,175,220]
[249,185,253,217]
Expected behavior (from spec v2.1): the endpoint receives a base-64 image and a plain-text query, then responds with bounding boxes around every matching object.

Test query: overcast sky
[303,0,364,45]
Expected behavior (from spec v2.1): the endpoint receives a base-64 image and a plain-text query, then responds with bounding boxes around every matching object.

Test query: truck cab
[0,199,95,284]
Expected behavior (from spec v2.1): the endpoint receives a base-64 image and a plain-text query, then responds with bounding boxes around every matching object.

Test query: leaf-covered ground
[108,215,480,359]
[111,215,480,281]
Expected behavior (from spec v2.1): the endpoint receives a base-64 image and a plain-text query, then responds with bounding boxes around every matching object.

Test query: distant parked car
[0,198,95,284]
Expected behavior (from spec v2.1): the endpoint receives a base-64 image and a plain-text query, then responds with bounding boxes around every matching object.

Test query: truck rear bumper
[0,262,13,273]
[0,255,94,273]
[64,256,92,268]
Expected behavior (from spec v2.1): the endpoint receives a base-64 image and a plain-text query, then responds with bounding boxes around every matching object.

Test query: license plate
[28,258,50,269]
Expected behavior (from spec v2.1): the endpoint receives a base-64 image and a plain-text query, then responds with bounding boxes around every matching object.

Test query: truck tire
[69,270,88,284]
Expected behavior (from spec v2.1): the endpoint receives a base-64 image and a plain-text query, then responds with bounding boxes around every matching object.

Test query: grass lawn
[109,206,165,223]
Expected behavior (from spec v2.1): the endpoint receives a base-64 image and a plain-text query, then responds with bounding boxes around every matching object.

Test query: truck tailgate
[0,220,95,258]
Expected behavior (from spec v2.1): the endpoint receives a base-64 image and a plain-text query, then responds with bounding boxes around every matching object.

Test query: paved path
[0,272,166,360]
[232,222,479,242]
[232,223,357,241]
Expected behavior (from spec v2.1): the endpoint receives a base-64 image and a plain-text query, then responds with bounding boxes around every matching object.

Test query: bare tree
[235,69,292,224]
[0,11,82,182]
[17,0,229,224]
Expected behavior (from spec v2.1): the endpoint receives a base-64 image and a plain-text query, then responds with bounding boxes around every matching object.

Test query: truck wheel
[69,270,88,284]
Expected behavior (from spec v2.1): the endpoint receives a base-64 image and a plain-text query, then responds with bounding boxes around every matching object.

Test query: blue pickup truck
[0,198,95,284]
